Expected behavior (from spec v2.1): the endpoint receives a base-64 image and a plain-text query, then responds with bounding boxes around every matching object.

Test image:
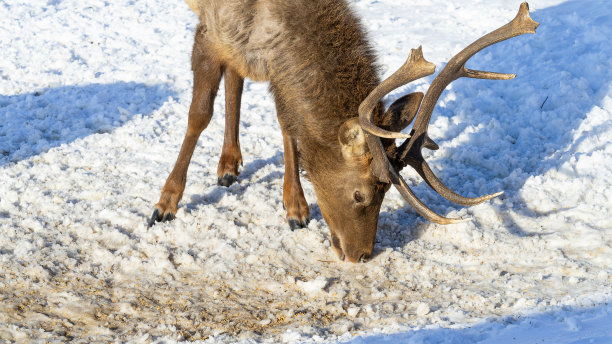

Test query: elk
[149,0,538,263]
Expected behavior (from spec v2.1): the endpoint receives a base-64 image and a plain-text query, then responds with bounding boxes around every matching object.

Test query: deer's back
[192,0,380,144]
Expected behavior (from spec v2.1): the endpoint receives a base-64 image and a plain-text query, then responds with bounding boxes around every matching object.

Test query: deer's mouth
[331,234,371,263]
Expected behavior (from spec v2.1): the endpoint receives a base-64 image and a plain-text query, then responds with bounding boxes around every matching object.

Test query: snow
[0,0,611,343]
[346,304,612,343]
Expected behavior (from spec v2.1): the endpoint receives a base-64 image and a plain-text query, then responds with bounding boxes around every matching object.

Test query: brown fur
[153,0,400,262]
[151,0,534,262]
[196,0,380,146]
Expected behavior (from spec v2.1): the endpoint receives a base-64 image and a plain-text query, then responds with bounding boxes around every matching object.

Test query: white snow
[0,0,611,343]
[297,276,330,296]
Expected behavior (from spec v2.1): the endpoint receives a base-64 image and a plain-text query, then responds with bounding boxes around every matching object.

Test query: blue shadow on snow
[0,82,174,166]
[343,303,612,344]
[374,0,612,243]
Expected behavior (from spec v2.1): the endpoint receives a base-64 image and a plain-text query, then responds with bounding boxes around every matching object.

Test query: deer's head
[317,3,538,263]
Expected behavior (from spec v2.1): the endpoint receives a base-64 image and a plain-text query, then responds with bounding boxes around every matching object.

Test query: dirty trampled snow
[0,0,611,343]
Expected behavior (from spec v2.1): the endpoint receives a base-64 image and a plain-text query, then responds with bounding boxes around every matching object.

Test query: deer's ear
[376,92,424,132]
[338,118,368,159]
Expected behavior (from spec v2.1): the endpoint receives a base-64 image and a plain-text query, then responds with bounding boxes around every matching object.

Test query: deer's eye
[354,191,364,203]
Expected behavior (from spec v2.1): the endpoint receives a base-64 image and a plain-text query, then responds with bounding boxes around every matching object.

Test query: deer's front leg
[217,67,244,187]
[282,133,310,230]
[149,33,223,226]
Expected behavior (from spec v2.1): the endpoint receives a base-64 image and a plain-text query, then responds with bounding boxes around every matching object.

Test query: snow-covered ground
[1,0,611,342]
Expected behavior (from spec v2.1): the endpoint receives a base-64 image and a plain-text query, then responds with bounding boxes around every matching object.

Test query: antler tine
[406,154,504,206]
[359,46,435,140]
[365,135,471,224]
[359,47,469,224]
[408,2,538,142]
[396,136,505,206]
[396,2,538,206]
[393,168,471,224]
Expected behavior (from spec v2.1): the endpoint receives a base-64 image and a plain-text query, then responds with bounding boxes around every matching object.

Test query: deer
[149,0,539,263]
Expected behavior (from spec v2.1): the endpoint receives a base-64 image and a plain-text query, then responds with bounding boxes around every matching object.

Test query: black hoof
[148,209,176,227]
[217,174,237,187]
[288,217,310,231]
[162,212,175,222]
[148,209,161,227]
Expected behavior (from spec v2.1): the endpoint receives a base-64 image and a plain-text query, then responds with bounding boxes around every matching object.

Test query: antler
[359,2,539,223]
